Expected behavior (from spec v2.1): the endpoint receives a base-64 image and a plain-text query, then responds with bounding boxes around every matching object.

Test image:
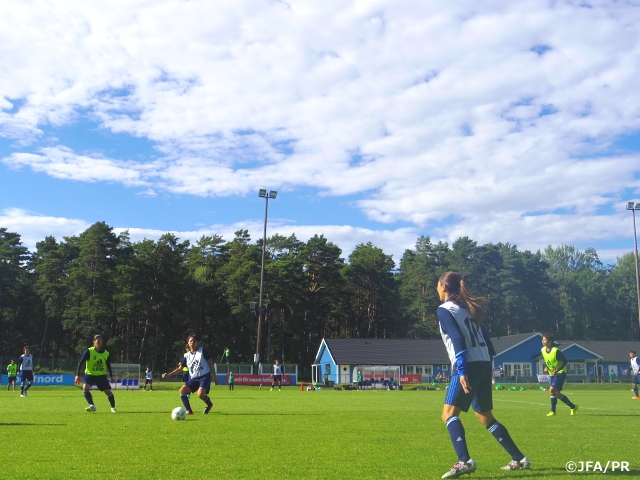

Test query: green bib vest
[541,346,566,375]
[85,347,109,376]
[228,375,234,383]
[7,364,17,376]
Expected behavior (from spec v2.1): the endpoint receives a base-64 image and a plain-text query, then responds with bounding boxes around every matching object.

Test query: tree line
[0,223,638,376]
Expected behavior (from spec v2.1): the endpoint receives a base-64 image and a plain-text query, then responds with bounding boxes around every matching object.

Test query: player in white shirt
[143,366,153,391]
[163,334,219,414]
[18,346,36,397]
[437,272,529,478]
[271,359,283,391]
[630,350,640,399]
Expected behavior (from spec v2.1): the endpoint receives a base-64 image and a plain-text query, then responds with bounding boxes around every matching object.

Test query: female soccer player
[7,359,18,391]
[75,335,117,413]
[163,334,219,414]
[18,346,35,397]
[541,332,578,415]
[437,272,529,478]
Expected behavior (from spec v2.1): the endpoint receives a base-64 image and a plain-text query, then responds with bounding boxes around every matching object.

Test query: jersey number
[463,318,486,348]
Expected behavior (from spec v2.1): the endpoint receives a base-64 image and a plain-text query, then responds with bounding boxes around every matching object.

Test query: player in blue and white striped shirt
[437,272,529,478]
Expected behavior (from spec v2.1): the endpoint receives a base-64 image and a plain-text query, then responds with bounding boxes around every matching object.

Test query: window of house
[442,365,448,371]
[415,366,423,374]
[568,363,585,375]
[503,363,532,377]
[406,366,414,374]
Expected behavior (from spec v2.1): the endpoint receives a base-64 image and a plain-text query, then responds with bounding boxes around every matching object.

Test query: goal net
[110,363,141,390]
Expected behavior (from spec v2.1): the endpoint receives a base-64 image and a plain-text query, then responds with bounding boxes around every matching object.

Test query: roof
[490,332,540,356]
[322,338,449,365]
[553,340,640,363]
[319,335,640,366]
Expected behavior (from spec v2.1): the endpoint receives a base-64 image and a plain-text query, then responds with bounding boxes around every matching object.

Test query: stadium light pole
[255,189,277,374]
[627,201,640,331]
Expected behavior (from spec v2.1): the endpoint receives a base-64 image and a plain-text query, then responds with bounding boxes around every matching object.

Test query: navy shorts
[273,375,282,383]
[8,376,17,384]
[185,374,211,394]
[444,362,493,413]
[84,374,112,391]
[633,374,640,385]
[549,373,566,390]
[182,372,190,383]
[21,371,34,383]
[145,379,153,385]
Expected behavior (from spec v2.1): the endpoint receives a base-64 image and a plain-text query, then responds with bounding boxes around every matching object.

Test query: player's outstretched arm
[162,364,183,379]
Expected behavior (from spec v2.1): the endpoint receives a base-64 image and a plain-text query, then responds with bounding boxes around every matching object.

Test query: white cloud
[1,208,630,266]
[1,1,640,253]
[0,208,89,247]
[117,220,420,265]
[2,147,151,186]
[0,209,421,264]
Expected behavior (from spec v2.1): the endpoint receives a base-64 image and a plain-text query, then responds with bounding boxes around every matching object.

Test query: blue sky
[1,1,640,264]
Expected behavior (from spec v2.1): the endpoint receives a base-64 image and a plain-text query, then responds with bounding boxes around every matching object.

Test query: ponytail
[439,272,486,323]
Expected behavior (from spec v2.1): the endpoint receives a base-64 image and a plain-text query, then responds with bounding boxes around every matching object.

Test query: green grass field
[0,384,638,479]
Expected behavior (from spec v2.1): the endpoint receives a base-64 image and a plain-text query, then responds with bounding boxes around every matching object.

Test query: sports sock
[486,419,524,461]
[203,395,213,407]
[25,381,32,391]
[84,390,94,405]
[107,393,116,408]
[634,386,638,396]
[445,416,470,462]
[559,394,575,409]
[550,395,557,412]
[181,394,192,412]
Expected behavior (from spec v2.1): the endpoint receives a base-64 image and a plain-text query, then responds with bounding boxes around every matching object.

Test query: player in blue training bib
[163,333,219,415]
[437,272,529,478]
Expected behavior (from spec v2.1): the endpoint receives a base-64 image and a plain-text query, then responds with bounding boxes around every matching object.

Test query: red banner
[231,374,291,385]
[362,374,421,383]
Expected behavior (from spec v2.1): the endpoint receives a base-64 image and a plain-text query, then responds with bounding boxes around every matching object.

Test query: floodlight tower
[627,201,640,331]
[255,189,277,374]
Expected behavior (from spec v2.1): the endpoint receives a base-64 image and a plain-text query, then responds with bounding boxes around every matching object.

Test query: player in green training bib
[6,359,17,391]
[75,335,118,413]
[541,332,578,417]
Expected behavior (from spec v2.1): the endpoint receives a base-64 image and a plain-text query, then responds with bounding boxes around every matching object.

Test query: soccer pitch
[0,384,637,479]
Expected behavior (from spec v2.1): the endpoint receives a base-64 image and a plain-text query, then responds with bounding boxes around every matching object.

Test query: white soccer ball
[172,406,187,420]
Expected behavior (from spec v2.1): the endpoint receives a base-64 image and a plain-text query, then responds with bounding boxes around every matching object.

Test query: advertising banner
[2,373,75,386]
[229,374,292,385]
[400,374,421,384]
[537,374,551,383]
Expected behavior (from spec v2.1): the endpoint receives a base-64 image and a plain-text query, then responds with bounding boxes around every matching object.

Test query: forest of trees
[0,223,638,376]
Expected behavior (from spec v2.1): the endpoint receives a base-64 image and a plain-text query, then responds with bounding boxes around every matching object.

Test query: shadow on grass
[0,423,65,426]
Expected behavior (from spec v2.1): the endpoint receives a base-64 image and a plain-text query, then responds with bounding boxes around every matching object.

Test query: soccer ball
[172,407,187,420]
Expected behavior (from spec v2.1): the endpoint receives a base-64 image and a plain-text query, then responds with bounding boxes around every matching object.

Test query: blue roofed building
[313,334,640,384]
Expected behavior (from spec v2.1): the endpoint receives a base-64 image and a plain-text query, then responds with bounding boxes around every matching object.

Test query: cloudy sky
[1,0,639,264]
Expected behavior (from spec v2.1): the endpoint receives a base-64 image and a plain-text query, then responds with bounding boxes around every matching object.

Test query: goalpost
[110,363,141,390]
